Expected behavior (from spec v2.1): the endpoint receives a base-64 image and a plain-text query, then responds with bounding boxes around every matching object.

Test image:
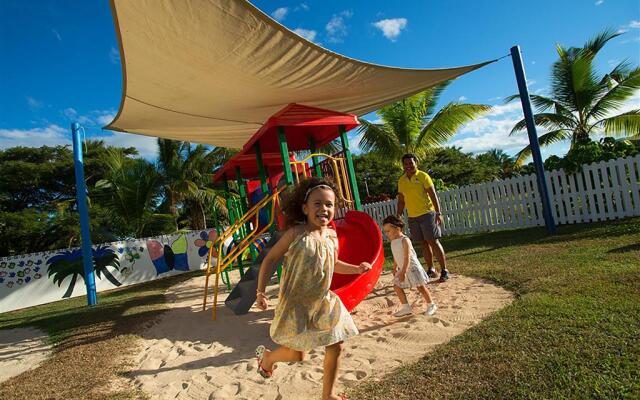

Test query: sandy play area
[0,327,52,383]
[127,272,512,400]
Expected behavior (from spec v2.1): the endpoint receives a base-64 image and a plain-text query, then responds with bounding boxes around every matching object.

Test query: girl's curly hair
[281,177,338,227]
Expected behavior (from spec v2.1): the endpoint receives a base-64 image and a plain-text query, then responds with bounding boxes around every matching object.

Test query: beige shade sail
[106,0,495,149]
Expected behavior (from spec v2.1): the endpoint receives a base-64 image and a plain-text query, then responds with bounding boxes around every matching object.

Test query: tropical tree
[357,81,491,160]
[157,139,232,230]
[476,149,518,179]
[94,149,171,238]
[508,29,640,165]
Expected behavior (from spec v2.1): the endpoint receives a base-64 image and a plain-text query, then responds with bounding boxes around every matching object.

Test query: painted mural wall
[0,229,225,313]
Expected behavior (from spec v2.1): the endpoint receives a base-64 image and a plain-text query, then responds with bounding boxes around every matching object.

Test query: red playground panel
[331,211,384,311]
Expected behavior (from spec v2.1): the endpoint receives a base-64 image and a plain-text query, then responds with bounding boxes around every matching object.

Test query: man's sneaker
[393,304,413,317]
[438,269,450,282]
[426,267,438,279]
[425,303,437,316]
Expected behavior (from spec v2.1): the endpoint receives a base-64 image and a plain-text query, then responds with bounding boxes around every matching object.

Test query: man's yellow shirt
[398,170,435,218]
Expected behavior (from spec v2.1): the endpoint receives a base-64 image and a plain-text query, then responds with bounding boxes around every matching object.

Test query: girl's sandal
[255,345,275,378]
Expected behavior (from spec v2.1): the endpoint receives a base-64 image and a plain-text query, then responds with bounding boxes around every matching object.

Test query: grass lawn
[350,217,640,400]
[0,218,638,399]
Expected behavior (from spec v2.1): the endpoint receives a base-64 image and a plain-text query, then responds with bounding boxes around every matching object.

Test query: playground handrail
[290,153,354,206]
[203,186,284,320]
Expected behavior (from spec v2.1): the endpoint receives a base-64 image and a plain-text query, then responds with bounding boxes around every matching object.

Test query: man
[396,153,449,282]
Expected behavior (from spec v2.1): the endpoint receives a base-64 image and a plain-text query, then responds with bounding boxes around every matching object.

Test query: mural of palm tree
[507,29,640,165]
[357,81,491,160]
[47,245,121,298]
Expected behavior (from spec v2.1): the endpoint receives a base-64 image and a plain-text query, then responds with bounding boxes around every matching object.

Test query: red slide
[331,211,384,311]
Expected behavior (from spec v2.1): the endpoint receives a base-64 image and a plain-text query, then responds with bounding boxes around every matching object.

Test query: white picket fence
[362,155,640,236]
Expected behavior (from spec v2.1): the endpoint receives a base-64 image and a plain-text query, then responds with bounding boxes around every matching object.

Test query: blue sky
[1,0,638,161]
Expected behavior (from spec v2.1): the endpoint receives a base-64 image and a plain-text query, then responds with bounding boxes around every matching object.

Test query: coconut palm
[157,139,232,230]
[357,81,491,160]
[94,149,168,238]
[507,29,640,165]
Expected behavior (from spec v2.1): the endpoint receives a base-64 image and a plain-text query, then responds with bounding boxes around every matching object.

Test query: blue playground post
[71,123,98,305]
[510,46,556,234]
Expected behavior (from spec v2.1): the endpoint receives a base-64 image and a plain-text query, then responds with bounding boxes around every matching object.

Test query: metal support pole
[308,136,322,177]
[278,126,294,185]
[339,125,362,211]
[71,123,97,306]
[511,45,556,234]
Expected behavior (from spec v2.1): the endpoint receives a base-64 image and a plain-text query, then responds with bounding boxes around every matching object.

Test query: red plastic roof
[212,152,305,182]
[213,103,359,183]
[242,103,360,154]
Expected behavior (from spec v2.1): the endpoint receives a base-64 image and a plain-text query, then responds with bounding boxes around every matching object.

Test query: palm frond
[588,66,640,120]
[357,120,400,158]
[514,129,572,166]
[418,103,492,149]
[583,28,622,56]
[593,110,640,136]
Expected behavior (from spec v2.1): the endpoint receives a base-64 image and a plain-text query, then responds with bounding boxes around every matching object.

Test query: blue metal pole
[71,123,97,305]
[510,46,556,234]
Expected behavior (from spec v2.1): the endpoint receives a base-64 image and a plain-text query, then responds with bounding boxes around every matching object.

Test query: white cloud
[271,7,288,21]
[595,0,604,5]
[373,18,407,41]
[26,96,43,110]
[326,11,352,43]
[0,124,69,149]
[0,124,159,159]
[51,29,62,41]
[63,108,77,118]
[299,3,309,11]
[447,102,527,154]
[100,132,159,159]
[293,28,317,42]
[628,20,640,29]
[109,47,120,64]
[65,109,117,127]
[457,96,467,102]
[96,113,116,126]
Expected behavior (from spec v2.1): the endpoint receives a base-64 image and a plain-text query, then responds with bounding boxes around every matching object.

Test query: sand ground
[127,272,513,400]
[0,327,52,383]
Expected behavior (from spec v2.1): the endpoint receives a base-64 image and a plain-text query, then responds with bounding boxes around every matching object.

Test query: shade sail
[106,0,494,149]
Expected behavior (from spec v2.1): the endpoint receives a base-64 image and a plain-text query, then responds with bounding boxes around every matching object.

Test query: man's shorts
[408,211,441,242]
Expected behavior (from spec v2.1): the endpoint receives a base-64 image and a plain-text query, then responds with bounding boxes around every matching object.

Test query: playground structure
[201,103,385,320]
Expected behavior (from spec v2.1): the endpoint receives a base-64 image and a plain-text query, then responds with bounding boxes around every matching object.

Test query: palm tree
[157,139,232,230]
[508,29,640,165]
[357,81,491,160]
[94,149,168,238]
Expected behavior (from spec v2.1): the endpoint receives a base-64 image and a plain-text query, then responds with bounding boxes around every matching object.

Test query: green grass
[349,218,640,400]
